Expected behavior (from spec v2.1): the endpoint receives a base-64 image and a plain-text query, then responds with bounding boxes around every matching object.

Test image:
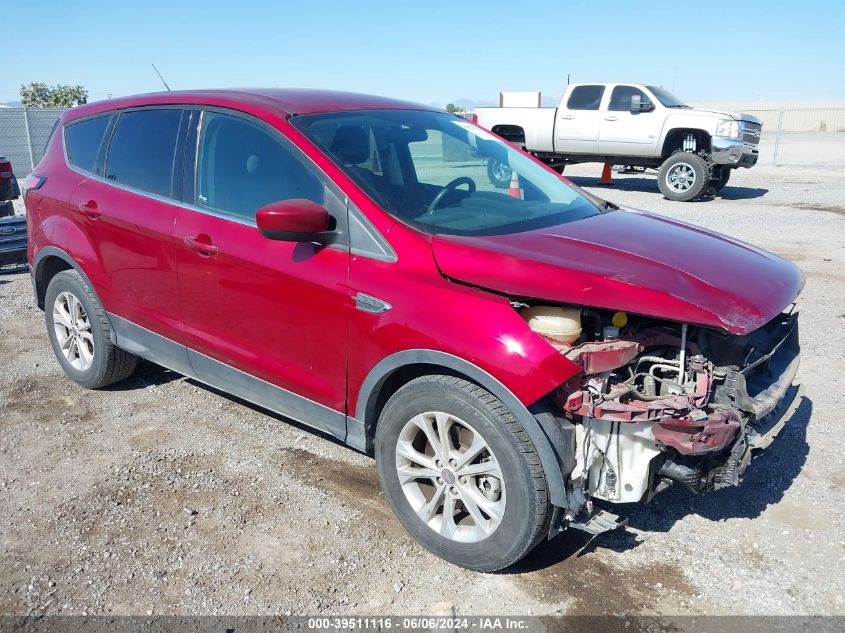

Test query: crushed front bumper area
[650,312,800,495]
[546,311,801,536]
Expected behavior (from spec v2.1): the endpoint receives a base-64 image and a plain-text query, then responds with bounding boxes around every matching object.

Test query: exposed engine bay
[518,302,801,528]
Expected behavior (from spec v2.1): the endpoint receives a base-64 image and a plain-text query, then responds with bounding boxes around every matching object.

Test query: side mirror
[256,199,332,242]
[630,95,654,113]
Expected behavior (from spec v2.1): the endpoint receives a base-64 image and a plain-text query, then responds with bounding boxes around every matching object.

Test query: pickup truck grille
[740,121,762,146]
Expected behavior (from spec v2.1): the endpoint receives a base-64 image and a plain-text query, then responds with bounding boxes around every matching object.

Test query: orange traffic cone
[599,162,613,185]
[508,171,522,199]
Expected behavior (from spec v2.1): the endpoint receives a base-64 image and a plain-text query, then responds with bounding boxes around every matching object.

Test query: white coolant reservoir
[521,306,582,344]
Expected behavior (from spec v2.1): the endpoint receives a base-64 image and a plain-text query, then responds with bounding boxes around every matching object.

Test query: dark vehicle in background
[1,155,20,217]
[0,215,27,269]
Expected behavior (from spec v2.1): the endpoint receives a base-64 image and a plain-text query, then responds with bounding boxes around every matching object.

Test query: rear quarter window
[105,109,183,198]
[65,116,111,173]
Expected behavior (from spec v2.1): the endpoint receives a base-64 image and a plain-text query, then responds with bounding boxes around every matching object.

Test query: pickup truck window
[646,86,689,108]
[609,86,651,111]
[292,110,600,237]
[566,85,605,111]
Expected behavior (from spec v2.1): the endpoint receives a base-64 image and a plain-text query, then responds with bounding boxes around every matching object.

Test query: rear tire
[45,270,138,389]
[374,375,550,571]
[657,152,710,201]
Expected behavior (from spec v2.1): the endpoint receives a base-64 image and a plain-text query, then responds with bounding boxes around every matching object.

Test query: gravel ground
[1,161,844,617]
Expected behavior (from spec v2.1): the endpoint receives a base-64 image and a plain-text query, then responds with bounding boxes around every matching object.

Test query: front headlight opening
[716,119,740,138]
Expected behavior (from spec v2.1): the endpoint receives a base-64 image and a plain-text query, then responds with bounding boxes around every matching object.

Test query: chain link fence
[0,108,65,177]
[740,108,845,166]
[690,103,845,166]
[730,107,845,133]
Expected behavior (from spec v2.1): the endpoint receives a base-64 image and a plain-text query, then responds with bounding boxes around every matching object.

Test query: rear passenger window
[196,112,323,221]
[566,85,605,111]
[65,116,111,173]
[105,109,182,197]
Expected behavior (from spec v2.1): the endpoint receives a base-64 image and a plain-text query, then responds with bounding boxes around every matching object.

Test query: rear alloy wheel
[375,375,550,571]
[53,291,96,371]
[487,158,512,189]
[45,270,138,389]
[657,152,710,201]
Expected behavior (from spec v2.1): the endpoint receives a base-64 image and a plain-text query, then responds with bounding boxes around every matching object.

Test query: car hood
[430,209,803,335]
[688,107,762,125]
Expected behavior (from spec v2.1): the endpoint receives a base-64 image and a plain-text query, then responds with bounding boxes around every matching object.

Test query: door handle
[353,292,392,314]
[560,114,575,120]
[76,200,102,219]
[184,235,220,257]
[604,116,618,121]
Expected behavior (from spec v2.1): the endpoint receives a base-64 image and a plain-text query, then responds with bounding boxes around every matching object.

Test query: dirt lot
[1,161,844,617]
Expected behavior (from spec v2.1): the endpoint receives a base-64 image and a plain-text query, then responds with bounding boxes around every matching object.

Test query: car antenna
[151,63,171,91]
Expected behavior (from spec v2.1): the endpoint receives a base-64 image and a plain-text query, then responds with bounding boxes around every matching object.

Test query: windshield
[290,110,600,236]
[646,86,688,108]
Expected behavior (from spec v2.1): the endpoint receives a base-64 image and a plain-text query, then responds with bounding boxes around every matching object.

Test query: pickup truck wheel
[658,152,710,201]
[374,375,550,571]
[711,166,731,192]
[45,270,138,389]
[0,201,13,218]
[487,159,512,189]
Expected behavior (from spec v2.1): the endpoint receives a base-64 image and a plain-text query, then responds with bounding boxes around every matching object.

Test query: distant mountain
[1,101,22,108]
[430,96,562,111]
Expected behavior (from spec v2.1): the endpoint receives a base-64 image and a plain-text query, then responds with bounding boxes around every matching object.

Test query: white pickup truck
[474,83,762,201]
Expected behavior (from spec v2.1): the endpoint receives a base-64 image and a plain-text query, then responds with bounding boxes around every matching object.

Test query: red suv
[25,89,803,571]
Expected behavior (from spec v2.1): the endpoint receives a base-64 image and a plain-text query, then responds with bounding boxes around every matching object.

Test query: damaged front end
[519,303,802,535]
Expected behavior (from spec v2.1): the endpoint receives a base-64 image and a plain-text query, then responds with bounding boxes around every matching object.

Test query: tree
[445,103,463,114]
[20,82,88,108]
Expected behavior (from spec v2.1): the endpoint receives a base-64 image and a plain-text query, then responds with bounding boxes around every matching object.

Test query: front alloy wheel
[375,375,551,572]
[666,162,697,194]
[657,152,710,201]
[396,411,505,543]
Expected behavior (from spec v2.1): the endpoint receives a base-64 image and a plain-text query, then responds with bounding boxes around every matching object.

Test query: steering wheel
[424,177,476,214]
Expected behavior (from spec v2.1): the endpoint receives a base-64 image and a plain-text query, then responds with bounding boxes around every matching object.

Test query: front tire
[0,201,13,218]
[374,375,550,571]
[657,152,710,201]
[45,270,138,389]
[711,166,732,192]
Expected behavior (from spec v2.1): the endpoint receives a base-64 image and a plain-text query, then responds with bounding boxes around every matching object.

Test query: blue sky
[5,0,844,106]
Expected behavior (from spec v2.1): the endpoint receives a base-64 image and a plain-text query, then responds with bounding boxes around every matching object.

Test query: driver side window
[608,86,651,112]
[196,112,324,221]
